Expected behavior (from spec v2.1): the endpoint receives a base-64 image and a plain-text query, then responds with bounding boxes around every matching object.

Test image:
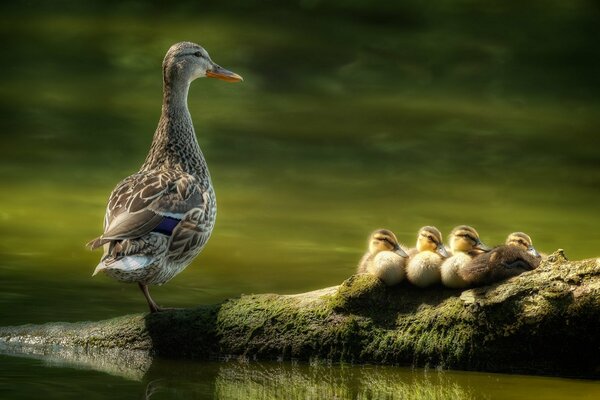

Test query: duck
[357,229,409,286]
[440,225,491,288]
[87,42,243,313]
[458,232,542,287]
[506,231,546,259]
[405,226,449,288]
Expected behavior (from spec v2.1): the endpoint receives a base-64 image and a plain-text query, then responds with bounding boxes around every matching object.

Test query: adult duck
[88,42,242,312]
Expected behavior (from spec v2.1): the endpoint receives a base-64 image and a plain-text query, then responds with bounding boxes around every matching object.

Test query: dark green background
[1,1,599,398]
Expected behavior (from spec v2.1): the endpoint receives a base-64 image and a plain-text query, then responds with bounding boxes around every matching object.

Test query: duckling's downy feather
[406,251,442,288]
[459,246,540,286]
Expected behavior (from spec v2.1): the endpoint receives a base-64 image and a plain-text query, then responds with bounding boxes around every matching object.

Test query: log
[1,250,599,378]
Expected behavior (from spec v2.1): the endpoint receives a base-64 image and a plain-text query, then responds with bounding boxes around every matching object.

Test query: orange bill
[206,64,243,82]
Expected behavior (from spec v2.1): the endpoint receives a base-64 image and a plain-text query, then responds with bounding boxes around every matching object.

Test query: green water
[2,355,600,400]
[1,1,599,398]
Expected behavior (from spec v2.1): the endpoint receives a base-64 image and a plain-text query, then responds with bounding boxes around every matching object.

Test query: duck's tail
[92,255,153,277]
[86,236,109,250]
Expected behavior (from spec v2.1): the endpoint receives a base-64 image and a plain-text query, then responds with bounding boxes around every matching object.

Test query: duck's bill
[395,246,409,258]
[206,64,243,82]
[527,245,541,258]
[436,244,450,258]
[474,240,492,252]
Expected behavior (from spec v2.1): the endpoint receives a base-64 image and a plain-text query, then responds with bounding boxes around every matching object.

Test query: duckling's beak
[527,245,541,258]
[394,245,409,258]
[206,63,243,82]
[474,240,492,252]
[436,244,450,258]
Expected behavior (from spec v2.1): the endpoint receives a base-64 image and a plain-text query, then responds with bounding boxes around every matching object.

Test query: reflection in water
[2,346,600,400]
[213,362,474,400]
[139,360,600,400]
[136,360,600,400]
[0,341,151,381]
[144,379,166,399]
[136,360,475,400]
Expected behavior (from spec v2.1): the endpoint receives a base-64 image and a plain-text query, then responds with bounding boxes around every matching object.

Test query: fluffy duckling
[440,225,491,288]
[505,231,545,259]
[458,232,541,287]
[357,229,409,286]
[405,226,449,288]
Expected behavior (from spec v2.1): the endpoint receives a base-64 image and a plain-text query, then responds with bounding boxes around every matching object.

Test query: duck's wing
[167,207,213,263]
[87,170,204,249]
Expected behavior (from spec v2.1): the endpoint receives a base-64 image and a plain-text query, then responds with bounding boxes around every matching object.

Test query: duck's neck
[141,76,209,178]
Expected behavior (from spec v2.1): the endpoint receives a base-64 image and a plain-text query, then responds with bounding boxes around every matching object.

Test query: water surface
[2,355,600,400]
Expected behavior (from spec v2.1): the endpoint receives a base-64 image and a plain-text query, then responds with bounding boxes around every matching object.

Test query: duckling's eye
[460,234,477,243]
[194,51,203,58]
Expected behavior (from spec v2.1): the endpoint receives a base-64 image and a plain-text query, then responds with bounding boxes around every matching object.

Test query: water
[1,1,599,398]
[2,355,600,400]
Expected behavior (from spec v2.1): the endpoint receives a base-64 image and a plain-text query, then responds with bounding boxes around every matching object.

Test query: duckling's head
[368,229,408,258]
[416,226,449,257]
[163,42,243,86]
[506,232,541,258]
[448,225,491,254]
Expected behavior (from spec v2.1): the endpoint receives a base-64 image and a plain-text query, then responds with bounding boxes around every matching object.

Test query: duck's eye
[194,51,203,58]
[461,235,476,243]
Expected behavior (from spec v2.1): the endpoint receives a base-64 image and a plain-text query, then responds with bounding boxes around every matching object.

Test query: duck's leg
[138,283,161,313]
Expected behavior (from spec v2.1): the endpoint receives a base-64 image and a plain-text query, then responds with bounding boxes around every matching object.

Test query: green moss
[328,274,385,311]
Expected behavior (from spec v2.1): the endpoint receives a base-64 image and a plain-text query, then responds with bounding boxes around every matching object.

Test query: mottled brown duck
[88,42,242,312]
[459,232,542,287]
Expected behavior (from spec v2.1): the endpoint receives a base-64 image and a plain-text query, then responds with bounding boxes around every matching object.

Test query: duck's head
[416,226,449,257]
[506,232,541,258]
[368,229,408,258]
[163,42,243,85]
[448,225,491,254]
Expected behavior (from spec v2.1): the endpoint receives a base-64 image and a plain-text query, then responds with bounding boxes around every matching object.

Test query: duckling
[440,225,491,288]
[505,231,545,260]
[405,226,449,288]
[357,229,409,286]
[458,232,541,287]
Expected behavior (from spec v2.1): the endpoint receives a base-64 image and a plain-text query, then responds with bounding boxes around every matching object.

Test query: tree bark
[1,250,598,378]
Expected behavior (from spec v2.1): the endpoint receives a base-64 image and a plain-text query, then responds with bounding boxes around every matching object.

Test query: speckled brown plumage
[459,245,541,287]
[87,42,242,312]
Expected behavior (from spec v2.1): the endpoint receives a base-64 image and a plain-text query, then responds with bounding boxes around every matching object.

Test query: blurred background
[0,0,599,325]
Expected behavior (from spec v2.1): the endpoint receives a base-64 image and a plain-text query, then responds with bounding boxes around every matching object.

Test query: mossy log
[1,250,599,378]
